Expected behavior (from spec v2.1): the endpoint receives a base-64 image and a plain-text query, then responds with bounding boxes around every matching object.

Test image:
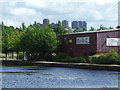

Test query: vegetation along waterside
[1,21,120,70]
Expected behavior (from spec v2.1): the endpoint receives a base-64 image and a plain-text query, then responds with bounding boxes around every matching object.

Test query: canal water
[1,65,119,88]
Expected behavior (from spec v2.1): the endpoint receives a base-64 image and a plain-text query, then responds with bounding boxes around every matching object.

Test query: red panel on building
[59,29,120,58]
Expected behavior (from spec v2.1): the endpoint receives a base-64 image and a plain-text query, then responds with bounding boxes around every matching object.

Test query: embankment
[1,60,120,71]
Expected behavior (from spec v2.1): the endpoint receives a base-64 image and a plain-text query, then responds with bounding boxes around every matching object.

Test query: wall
[59,29,120,58]
[59,32,97,58]
[97,30,120,53]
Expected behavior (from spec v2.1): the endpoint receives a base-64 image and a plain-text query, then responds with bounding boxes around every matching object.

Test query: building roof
[61,29,120,36]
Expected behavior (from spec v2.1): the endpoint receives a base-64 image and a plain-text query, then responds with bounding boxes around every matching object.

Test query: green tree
[109,26,113,29]
[54,20,68,36]
[2,26,13,59]
[20,22,58,60]
[97,25,110,30]
[89,27,96,31]
[73,26,83,33]
[22,22,26,31]
[67,27,73,33]
[2,22,23,59]
[83,27,87,31]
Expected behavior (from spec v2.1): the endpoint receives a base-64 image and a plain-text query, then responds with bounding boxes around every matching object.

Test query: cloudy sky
[0,0,119,29]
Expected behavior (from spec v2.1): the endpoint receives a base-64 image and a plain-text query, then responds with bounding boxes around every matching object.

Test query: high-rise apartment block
[78,21,83,28]
[43,18,49,25]
[62,20,69,28]
[72,21,87,29]
[72,21,79,29]
[83,21,87,29]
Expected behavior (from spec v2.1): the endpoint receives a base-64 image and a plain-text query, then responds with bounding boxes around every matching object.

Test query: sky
[0,0,119,29]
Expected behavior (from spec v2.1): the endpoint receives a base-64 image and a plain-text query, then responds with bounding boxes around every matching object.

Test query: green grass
[0,53,17,59]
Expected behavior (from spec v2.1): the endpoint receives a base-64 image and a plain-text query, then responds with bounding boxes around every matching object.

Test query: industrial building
[59,29,120,58]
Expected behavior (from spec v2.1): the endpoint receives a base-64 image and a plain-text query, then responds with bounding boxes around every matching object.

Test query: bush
[89,51,120,64]
[68,57,86,63]
[18,52,23,59]
[54,52,68,61]
[53,52,86,63]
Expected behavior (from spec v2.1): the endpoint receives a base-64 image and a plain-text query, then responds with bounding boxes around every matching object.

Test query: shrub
[61,56,86,63]
[70,57,86,63]
[54,52,86,63]
[54,52,68,61]
[18,52,23,59]
[89,51,120,64]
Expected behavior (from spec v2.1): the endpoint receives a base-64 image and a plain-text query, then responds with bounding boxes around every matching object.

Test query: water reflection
[2,65,119,88]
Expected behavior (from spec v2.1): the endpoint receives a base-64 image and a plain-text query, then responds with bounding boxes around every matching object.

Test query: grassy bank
[52,51,120,65]
[1,51,120,65]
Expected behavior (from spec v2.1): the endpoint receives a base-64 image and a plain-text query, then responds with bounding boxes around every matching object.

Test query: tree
[22,22,26,31]
[109,26,113,29]
[20,22,58,60]
[68,27,73,33]
[89,27,96,31]
[54,20,68,36]
[116,26,120,29]
[2,22,59,60]
[1,21,4,31]
[2,33,9,59]
[83,27,87,31]
[2,22,23,59]
[2,26,12,59]
[97,25,110,31]
[73,26,83,33]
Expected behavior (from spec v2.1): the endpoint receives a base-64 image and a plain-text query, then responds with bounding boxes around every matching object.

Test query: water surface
[2,65,119,88]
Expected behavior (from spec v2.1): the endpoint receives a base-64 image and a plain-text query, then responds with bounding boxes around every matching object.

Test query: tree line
[1,21,69,60]
[1,21,114,60]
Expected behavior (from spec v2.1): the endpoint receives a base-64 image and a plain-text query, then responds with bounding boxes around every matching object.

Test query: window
[76,37,90,44]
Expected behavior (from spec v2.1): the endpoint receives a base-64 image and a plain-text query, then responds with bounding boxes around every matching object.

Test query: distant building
[62,20,69,28]
[72,21,79,29]
[78,21,83,28]
[51,22,57,28]
[37,23,43,27]
[40,24,43,27]
[83,21,87,29]
[43,18,49,25]
[72,21,87,29]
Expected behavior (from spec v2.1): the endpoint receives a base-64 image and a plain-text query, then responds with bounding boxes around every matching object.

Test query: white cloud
[3,19,21,27]
[1,0,119,29]
[92,11,104,20]
[23,0,47,9]
[9,8,36,16]
[96,0,119,5]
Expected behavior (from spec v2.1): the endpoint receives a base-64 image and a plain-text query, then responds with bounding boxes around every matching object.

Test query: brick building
[59,29,120,58]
